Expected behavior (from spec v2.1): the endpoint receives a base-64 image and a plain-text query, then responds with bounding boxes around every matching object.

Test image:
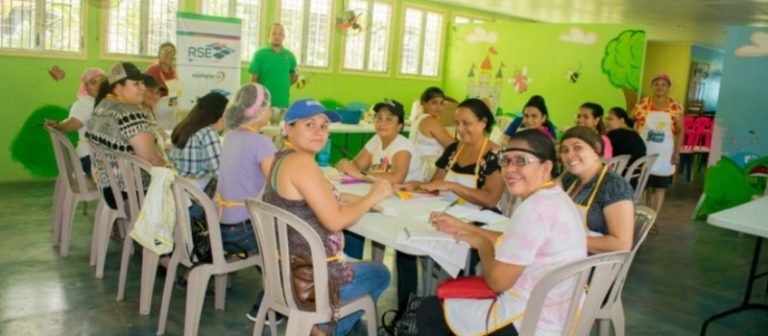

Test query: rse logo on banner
[188,42,236,62]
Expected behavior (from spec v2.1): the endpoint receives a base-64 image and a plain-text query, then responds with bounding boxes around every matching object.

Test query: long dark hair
[458,98,495,134]
[580,102,606,134]
[171,93,228,148]
[420,87,444,103]
[609,106,634,128]
[93,79,127,108]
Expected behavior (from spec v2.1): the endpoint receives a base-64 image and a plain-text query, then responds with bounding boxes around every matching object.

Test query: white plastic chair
[623,153,659,203]
[45,126,100,257]
[518,251,630,336]
[496,116,513,136]
[247,199,378,336]
[595,206,657,336]
[605,154,631,175]
[87,142,129,279]
[112,151,159,315]
[420,154,440,182]
[156,176,264,336]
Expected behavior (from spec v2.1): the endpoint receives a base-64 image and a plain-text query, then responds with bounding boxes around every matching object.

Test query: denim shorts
[219,220,258,254]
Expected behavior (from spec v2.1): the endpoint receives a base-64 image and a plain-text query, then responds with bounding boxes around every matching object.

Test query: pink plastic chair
[693,117,713,149]
[682,115,697,151]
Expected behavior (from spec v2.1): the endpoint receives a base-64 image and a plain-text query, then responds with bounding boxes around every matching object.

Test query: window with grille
[399,6,443,77]
[278,0,333,68]
[0,0,83,53]
[341,0,391,72]
[106,0,178,56]
[201,0,263,62]
[453,15,486,25]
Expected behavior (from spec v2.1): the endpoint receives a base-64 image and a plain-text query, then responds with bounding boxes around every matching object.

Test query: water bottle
[316,137,332,167]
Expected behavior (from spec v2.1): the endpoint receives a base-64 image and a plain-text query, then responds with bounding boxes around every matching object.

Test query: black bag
[189,213,248,265]
[381,293,422,336]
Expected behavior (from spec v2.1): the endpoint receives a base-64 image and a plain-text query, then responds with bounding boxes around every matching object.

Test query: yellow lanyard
[447,138,489,178]
[566,165,609,227]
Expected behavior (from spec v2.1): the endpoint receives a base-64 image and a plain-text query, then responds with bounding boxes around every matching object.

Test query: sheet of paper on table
[416,205,510,226]
[396,229,470,278]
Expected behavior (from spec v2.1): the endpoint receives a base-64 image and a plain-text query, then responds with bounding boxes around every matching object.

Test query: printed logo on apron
[641,111,675,176]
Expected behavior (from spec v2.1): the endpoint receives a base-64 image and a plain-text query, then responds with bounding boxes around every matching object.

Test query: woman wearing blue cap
[261,98,393,335]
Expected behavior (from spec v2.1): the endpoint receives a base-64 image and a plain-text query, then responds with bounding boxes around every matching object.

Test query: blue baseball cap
[285,99,341,123]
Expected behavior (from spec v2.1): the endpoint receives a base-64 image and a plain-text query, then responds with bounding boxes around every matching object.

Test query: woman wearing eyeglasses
[559,126,636,253]
[418,129,586,335]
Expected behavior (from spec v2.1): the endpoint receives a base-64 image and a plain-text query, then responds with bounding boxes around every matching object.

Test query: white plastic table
[700,196,768,335]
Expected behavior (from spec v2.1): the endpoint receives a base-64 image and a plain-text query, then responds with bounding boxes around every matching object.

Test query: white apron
[641,111,675,176]
[566,166,608,237]
[440,139,488,210]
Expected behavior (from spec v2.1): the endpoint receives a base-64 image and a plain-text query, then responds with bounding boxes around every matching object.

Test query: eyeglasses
[500,155,541,168]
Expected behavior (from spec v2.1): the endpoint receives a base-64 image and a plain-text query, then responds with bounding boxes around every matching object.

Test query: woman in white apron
[403,98,504,210]
[418,129,586,335]
[410,87,455,158]
[336,99,422,184]
[559,126,636,253]
[631,74,684,217]
[335,100,424,313]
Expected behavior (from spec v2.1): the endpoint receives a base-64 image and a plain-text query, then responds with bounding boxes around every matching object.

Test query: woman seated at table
[169,91,228,190]
[335,99,422,183]
[48,67,107,177]
[502,95,556,146]
[575,102,613,159]
[86,62,167,210]
[265,98,393,335]
[403,98,504,210]
[559,126,636,253]
[410,87,454,157]
[606,106,646,165]
[214,83,278,322]
[417,129,587,335]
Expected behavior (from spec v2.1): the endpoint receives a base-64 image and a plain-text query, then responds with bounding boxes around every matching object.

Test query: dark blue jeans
[219,219,258,253]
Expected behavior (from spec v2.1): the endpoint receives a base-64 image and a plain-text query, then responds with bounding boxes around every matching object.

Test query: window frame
[452,12,490,25]
[100,0,182,62]
[396,3,445,80]
[0,0,87,59]
[338,0,393,76]
[275,0,336,72]
[198,0,266,64]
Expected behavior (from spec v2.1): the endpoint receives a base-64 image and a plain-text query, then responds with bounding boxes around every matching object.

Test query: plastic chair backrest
[600,206,656,310]
[496,116,513,135]
[246,199,335,314]
[623,154,659,203]
[693,116,713,130]
[604,154,631,175]
[172,176,231,266]
[112,151,153,221]
[88,142,128,216]
[420,154,439,182]
[45,127,90,195]
[518,251,630,336]
[684,114,695,130]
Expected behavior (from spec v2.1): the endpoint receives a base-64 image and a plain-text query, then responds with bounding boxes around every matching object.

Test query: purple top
[216,130,277,224]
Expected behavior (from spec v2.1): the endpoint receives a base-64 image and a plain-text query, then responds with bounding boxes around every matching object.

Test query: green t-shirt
[248,46,297,108]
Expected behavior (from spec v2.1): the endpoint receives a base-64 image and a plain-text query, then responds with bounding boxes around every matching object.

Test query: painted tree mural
[601,29,646,111]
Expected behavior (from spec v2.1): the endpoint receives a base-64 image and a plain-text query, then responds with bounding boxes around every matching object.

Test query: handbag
[437,276,498,299]
[381,293,422,336]
[289,254,340,310]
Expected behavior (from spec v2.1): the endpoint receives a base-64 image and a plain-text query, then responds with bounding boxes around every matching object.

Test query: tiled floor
[0,178,767,335]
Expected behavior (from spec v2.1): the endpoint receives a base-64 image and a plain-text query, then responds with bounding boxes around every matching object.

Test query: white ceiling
[433,0,768,48]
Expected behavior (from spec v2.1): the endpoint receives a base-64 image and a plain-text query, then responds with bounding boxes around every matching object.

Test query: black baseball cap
[108,62,147,84]
[373,99,405,124]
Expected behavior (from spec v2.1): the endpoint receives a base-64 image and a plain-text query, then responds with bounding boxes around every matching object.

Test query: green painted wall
[0,0,521,182]
[445,23,646,130]
[640,42,692,105]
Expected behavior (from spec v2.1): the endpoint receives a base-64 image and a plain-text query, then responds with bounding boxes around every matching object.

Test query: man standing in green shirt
[248,23,298,108]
